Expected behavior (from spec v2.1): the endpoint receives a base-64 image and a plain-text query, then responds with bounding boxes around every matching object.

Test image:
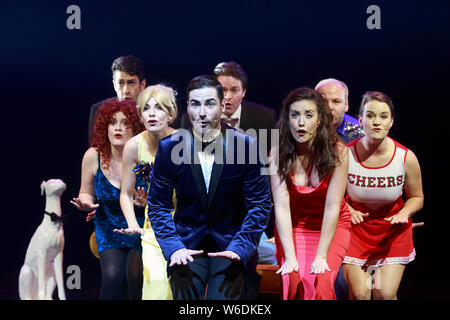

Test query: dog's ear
[40,180,47,196]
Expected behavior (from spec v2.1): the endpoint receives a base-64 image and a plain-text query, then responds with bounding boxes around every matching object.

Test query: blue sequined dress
[94,155,147,253]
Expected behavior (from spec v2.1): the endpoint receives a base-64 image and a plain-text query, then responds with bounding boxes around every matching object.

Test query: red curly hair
[90,99,145,169]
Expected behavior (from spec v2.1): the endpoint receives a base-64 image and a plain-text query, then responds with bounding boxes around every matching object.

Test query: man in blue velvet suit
[180,62,278,270]
[147,75,272,300]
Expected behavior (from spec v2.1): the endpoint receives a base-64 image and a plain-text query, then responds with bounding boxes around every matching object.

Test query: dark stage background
[1,0,449,300]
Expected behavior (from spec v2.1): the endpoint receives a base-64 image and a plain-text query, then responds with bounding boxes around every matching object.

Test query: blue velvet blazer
[147,126,272,265]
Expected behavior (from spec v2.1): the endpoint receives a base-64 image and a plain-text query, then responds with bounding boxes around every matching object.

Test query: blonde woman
[114,85,178,299]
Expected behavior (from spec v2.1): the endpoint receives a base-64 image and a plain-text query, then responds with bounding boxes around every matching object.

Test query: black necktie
[202,140,216,154]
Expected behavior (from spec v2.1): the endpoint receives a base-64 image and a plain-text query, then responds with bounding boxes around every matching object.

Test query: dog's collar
[45,211,67,224]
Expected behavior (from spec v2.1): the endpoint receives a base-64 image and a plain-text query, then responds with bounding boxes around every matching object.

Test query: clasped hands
[169,248,240,267]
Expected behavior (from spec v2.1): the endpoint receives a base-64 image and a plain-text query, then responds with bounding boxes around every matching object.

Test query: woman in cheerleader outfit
[114,85,178,299]
[342,91,424,300]
[270,87,351,300]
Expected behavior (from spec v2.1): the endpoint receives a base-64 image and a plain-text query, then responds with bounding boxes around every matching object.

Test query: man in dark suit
[180,62,278,265]
[213,61,276,134]
[147,75,272,300]
[87,55,146,143]
[213,61,278,267]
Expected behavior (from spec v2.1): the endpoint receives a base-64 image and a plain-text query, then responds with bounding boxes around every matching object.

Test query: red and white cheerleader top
[343,137,415,267]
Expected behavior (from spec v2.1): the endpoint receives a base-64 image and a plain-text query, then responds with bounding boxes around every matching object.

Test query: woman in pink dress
[270,87,351,300]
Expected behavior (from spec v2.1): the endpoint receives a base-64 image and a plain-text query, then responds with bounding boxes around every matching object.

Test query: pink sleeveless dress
[275,173,351,300]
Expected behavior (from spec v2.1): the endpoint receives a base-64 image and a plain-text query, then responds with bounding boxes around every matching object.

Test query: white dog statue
[19,179,67,300]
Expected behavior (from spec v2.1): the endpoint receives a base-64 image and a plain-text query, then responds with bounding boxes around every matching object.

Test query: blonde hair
[137,84,178,123]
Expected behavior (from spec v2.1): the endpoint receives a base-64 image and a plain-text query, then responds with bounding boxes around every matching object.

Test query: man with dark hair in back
[88,55,146,142]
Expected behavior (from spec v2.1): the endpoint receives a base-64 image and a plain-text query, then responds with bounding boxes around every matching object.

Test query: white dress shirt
[198,150,215,193]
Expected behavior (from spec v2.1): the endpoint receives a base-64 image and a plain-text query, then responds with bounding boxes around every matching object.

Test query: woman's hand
[70,197,99,212]
[310,256,330,274]
[265,237,275,244]
[276,257,299,276]
[85,210,96,222]
[385,211,410,224]
[350,209,369,225]
[113,226,144,235]
[133,187,149,207]
[412,221,424,229]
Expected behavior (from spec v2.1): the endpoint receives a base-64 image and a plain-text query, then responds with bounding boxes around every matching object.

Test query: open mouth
[114,134,123,139]
[148,120,158,126]
[297,129,307,136]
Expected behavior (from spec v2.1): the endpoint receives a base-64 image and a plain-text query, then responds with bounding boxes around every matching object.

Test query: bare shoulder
[405,148,418,162]
[83,147,98,162]
[123,136,139,161]
[267,145,283,180]
[335,140,349,159]
[125,134,139,148]
[268,145,280,167]
[405,149,421,171]
[82,147,99,174]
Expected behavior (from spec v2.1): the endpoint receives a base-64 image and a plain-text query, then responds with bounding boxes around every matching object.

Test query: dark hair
[111,55,145,83]
[276,87,340,182]
[213,61,248,90]
[186,75,224,102]
[359,91,395,118]
[91,100,145,169]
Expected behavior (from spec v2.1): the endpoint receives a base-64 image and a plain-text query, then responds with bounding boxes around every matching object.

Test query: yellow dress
[137,132,175,300]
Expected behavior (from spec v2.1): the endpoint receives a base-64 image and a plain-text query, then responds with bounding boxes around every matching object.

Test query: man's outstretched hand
[169,248,204,267]
[208,250,241,261]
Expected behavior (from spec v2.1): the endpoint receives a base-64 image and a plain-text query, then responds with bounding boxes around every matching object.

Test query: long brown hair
[276,87,340,182]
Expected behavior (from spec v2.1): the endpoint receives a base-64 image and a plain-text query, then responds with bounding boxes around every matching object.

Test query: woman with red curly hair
[71,99,146,300]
